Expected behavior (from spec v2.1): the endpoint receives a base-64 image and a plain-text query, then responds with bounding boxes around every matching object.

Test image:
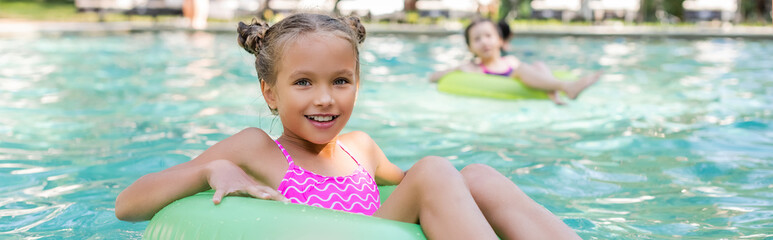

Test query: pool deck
[1,20,772,39]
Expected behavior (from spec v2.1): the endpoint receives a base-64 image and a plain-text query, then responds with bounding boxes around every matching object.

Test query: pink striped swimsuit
[275,140,380,215]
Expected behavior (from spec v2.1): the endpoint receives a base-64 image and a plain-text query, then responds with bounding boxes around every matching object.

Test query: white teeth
[308,115,334,122]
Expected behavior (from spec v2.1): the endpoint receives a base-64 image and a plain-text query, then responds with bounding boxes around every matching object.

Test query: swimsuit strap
[336,141,361,166]
[275,139,360,167]
[480,62,513,76]
[480,58,514,77]
[274,140,294,165]
[479,62,492,72]
[500,67,514,77]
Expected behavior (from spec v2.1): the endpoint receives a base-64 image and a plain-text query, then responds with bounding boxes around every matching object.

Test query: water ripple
[0,33,771,239]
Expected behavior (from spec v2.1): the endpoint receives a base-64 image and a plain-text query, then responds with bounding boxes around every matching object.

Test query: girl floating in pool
[430,18,602,105]
[115,13,580,239]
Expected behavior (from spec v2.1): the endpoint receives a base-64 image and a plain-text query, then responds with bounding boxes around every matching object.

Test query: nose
[313,86,334,107]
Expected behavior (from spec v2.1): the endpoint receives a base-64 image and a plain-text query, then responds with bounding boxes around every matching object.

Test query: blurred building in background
[76,0,184,20]
[208,0,261,19]
[336,0,405,21]
[415,0,478,18]
[529,0,581,22]
[683,0,737,22]
[588,0,640,23]
[71,0,771,26]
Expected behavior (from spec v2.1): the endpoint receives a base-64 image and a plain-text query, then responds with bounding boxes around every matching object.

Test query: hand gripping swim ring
[143,186,425,240]
[437,71,575,100]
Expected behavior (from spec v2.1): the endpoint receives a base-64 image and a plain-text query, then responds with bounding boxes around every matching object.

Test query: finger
[261,187,289,202]
[212,189,226,205]
[245,186,272,200]
[248,186,287,202]
[274,193,290,203]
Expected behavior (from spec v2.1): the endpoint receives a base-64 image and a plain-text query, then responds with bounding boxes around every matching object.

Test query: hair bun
[339,16,366,44]
[237,18,270,55]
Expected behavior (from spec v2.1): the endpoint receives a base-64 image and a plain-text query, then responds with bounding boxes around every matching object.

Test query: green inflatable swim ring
[143,185,425,240]
[437,71,575,100]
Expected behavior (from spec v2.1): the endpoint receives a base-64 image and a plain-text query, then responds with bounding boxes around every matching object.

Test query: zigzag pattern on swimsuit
[275,140,381,215]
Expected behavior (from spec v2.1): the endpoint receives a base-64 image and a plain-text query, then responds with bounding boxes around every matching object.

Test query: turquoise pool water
[1,31,771,239]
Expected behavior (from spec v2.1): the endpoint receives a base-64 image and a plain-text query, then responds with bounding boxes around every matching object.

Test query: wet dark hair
[464,18,508,46]
[463,18,512,55]
[236,13,367,87]
[497,19,513,41]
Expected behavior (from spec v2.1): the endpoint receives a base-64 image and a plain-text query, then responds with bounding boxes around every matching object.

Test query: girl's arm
[374,149,405,186]
[115,128,283,222]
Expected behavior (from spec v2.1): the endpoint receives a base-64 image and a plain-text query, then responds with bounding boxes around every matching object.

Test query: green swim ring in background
[143,185,425,240]
[437,71,575,100]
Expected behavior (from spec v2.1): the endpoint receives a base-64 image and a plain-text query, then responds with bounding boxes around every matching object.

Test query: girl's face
[263,33,358,144]
[467,22,503,59]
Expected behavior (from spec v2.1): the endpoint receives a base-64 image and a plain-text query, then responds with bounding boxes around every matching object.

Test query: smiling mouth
[305,115,339,122]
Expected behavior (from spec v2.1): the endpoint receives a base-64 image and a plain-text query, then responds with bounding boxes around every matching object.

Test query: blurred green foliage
[0,0,174,21]
[662,0,686,20]
[498,0,770,22]
[0,0,80,20]
[0,0,74,4]
[740,0,772,22]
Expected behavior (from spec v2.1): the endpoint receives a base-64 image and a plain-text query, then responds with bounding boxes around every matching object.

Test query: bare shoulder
[339,131,376,149]
[503,55,522,66]
[234,127,272,141]
[209,127,288,187]
[340,131,404,185]
[338,131,379,170]
[228,127,274,151]
[196,127,275,166]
